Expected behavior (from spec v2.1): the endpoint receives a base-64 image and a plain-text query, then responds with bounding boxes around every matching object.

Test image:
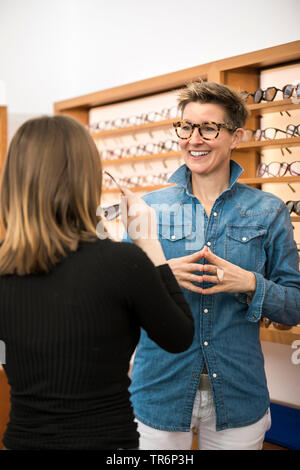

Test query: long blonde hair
[0,115,102,275]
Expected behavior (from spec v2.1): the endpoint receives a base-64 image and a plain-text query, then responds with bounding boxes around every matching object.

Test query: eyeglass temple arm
[102,170,125,194]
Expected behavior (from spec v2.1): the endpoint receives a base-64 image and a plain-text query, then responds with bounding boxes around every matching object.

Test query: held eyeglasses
[101,171,124,221]
[173,120,236,141]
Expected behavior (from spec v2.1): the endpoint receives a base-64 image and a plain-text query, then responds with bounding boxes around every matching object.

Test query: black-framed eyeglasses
[241,83,300,103]
[173,120,236,141]
[286,200,300,216]
[286,124,300,137]
[257,161,300,178]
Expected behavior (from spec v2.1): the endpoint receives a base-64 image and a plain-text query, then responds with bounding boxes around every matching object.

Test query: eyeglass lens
[102,204,121,221]
[175,121,220,140]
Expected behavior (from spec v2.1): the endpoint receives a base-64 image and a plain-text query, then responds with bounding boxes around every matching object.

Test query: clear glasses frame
[242,127,295,142]
[256,161,300,178]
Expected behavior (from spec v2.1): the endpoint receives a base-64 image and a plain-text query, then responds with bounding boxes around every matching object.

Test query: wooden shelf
[91,118,176,139]
[260,324,300,345]
[239,175,300,184]
[237,136,300,151]
[248,99,300,116]
[54,41,300,115]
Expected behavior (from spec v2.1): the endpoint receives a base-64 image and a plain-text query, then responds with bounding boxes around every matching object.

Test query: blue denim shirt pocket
[159,223,194,260]
[225,225,267,273]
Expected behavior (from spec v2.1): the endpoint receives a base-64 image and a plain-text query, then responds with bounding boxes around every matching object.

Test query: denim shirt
[126,160,300,431]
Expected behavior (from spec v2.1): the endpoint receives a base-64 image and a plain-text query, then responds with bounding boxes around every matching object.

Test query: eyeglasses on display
[89,105,179,133]
[103,172,172,191]
[242,127,295,142]
[173,120,236,141]
[256,161,300,178]
[286,124,300,137]
[285,200,300,216]
[241,83,300,103]
[100,139,179,161]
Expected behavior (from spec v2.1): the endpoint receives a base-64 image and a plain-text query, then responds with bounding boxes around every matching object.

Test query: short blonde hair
[0,115,102,275]
[177,80,249,130]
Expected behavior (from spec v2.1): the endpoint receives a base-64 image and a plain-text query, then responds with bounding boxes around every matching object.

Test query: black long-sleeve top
[0,239,194,450]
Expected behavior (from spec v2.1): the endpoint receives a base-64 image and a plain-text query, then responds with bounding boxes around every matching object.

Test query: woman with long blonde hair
[0,115,193,450]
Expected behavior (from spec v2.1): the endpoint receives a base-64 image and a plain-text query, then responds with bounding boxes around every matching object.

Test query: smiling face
[179,102,242,182]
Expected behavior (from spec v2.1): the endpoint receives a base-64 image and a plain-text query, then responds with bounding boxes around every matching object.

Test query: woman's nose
[188,127,205,144]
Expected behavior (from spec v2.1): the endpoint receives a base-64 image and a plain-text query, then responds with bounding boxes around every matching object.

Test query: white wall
[0,0,300,121]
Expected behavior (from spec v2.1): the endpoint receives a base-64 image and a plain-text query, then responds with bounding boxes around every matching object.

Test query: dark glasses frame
[286,200,300,216]
[173,120,236,140]
[286,124,300,137]
[241,83,300,103]
[256,161,300,178]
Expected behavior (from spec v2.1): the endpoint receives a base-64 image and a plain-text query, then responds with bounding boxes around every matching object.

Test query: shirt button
[204,341,208,346]
[213,212,218,217]
[171,235,176,240]
[203,308,209,314]
[212,373,217,378]
[206,241,211,246]
[242,237,247,242]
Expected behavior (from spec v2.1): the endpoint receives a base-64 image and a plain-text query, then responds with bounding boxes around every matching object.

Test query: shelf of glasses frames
[90,118,177,139]
[237,136,300,151]
[260,323,300,345]
[248,99,300,116]
[101,150,181,167]
[102,183,174,194]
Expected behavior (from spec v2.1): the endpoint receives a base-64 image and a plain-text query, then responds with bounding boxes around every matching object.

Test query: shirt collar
[168,160,244,196]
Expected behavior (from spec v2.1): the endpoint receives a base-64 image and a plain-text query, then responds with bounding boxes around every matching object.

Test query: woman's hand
[167,249,206,293]
[120,187,166,266]
[167,246,256,295]
[198,246,257,295]
[120,187,158,243]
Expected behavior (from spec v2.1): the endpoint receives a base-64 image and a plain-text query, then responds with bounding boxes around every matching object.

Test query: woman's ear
[230,128,244,150]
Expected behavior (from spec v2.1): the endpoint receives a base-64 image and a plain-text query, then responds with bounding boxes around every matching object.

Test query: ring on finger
[216,267,224,283]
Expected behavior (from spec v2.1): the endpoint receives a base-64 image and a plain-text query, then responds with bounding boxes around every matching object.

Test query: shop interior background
[0,0,300,417]
[0,0,300,139]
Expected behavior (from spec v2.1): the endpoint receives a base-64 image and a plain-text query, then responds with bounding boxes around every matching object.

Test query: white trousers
[136,388,271,450]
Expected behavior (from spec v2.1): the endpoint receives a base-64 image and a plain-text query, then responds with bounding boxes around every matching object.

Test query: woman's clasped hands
[168,245,257,296]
